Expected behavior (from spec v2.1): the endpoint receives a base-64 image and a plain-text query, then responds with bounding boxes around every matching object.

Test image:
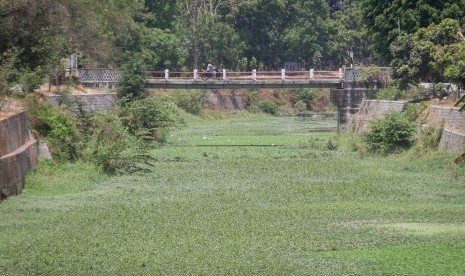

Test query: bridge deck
[145,79,344,89]
[79,69,345,89]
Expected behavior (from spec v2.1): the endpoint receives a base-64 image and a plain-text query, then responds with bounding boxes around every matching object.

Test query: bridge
[79,68,345,90]
[75,67,384,132]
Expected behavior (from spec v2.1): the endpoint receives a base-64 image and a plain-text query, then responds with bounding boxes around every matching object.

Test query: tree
[446,43,465,111]
[390,19,459,88]
[282,0,341,69]
[332,0,375,66]
[361,0,465,62]
[235,0,340,70]
[0,0,144,72]
[117,53,147,101]
[177,0,255,69]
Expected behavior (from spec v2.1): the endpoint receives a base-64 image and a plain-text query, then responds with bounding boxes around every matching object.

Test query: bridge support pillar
[331,82,378,132]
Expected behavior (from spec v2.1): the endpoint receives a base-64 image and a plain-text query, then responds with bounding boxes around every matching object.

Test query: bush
[24,95,80,161]
[121,97,184,143]
[363,112,416,154]
[404,102,428,123]
[376,87,403,100]
[243,89,259,107]
[277,105,292,116]
[293,100,307,113]
[359,66,381,83]
[88,112,153,175]
[404,85,430,101]
[170,90,204,115]
[298,88,316,110]
[18,69,44,94]
[257,100,278,115]
[418,125,443,151]
[117,53,147,101]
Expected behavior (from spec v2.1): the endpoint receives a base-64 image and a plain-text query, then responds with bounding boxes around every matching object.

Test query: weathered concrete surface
[343,102,465,153]
[0,111,38,200]
[0,111,30,156]
[203,91,247,110]
[426,106,465,152]
[46,93,118,112]
[350,100,407,133]
[330,88,366,132]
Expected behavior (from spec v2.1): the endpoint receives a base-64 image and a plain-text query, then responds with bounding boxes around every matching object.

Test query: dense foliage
[22,93,183,174]
[361,0,465,62]
[363,112,416,154]
[1,0,465,94]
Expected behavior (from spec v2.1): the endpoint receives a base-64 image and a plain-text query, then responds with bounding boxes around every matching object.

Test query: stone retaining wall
[348,102,465,152]
[0,111,38,200]
[426,106,465,152]
[46,93,118,112]
[349,100,407,133]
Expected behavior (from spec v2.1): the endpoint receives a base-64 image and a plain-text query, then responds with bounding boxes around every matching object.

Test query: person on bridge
[204,61,215,79]
[207,61,213,72]
[457,29,465,42]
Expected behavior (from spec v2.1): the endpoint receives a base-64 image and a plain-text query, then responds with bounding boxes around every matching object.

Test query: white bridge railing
[78,68,344,84]
[146,69,344,82]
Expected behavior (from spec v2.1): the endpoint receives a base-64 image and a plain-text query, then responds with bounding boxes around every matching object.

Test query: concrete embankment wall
[46,92,248,112]
[46,93,118,112]
[203,91,247,110]
[426,106,465,152]
[347,100,465,152]
[0,111,38,200]
[349,100,407,133]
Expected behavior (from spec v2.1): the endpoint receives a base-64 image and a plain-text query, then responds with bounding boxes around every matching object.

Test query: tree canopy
[361,0,465,62]
[1,0,465,93]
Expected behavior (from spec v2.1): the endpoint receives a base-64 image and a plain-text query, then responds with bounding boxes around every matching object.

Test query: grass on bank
[1,115,465,275]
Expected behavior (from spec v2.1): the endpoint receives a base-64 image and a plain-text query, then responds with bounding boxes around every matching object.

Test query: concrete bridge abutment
[330,82,379,132]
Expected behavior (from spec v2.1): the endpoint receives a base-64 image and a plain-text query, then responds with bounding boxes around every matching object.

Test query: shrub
[298,88,316,110]
[257,100,278,115]
[121,97,184,143]
[404,102,428,123]
[170,90,204,115]
[18,69,44,94]
[376,87,403,100]
[277,105,291,116]
[404,85,430,101]
[24,95,80,161]
[358,66,381,83]
[243,89,259,107]
[293,100,307,113]
[88,112,154,175]
[117,53,147,101]
[363,112,416,154]
[417,125,443,151]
